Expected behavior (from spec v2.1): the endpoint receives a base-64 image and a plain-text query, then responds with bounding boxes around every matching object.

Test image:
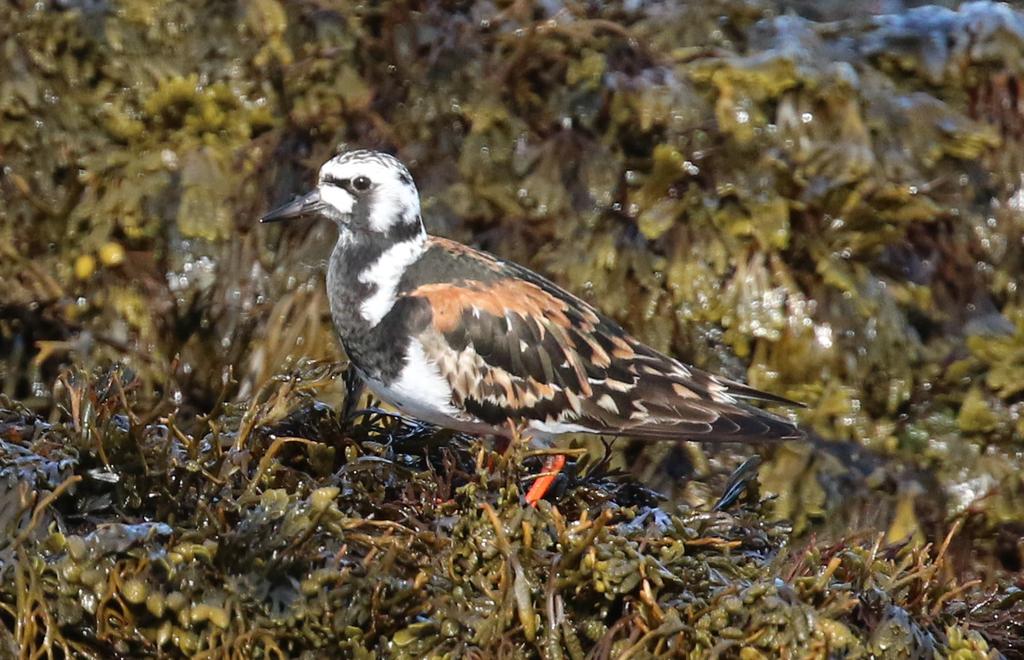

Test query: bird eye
[352,176,372,192]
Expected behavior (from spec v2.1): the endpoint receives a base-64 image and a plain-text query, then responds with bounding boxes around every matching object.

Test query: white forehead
[318,151,414,188]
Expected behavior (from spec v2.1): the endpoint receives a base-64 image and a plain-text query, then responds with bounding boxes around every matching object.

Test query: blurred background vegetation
[2,0,1024,656]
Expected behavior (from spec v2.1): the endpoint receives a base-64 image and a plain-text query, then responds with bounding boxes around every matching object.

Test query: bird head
[261,150,424,243]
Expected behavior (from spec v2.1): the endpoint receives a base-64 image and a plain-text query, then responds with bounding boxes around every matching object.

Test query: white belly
[362,375,490,434]
[359,339,581,444]
[361,340,496,436]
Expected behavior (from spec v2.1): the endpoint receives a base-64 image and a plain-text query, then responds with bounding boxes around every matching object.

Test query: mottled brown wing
[405,243,803,441]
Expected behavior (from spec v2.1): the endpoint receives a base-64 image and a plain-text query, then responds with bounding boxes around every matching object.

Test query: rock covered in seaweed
[0,367,1016,657]
[2,0,1024,656]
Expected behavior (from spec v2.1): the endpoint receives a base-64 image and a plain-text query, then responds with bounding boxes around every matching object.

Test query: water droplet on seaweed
[814,324,834,349]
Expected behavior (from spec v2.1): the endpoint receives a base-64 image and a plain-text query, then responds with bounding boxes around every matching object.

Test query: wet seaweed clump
[0,365,1019,657]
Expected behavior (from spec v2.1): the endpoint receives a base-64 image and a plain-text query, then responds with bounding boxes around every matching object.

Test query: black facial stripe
[323,176,349,189]
[322,176,379,196]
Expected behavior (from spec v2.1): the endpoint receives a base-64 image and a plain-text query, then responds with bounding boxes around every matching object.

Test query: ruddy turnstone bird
[261,149,803,504]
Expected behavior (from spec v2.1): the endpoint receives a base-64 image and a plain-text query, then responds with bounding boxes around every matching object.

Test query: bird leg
[525,453,567,506]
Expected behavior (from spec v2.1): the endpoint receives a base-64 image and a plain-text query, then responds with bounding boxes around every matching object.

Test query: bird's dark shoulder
[397,236,507,291]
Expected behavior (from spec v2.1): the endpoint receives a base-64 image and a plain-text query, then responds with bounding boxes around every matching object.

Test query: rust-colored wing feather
[404,238,803,441]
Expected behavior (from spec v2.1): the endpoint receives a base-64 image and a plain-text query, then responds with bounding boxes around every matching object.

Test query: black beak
[260,189,324,223]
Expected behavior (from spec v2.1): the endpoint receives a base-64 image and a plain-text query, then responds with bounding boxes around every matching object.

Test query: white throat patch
[357,235,426,325]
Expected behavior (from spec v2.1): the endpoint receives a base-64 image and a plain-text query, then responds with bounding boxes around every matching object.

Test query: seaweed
[2,0,1024,656]
[0,367,1017,657]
